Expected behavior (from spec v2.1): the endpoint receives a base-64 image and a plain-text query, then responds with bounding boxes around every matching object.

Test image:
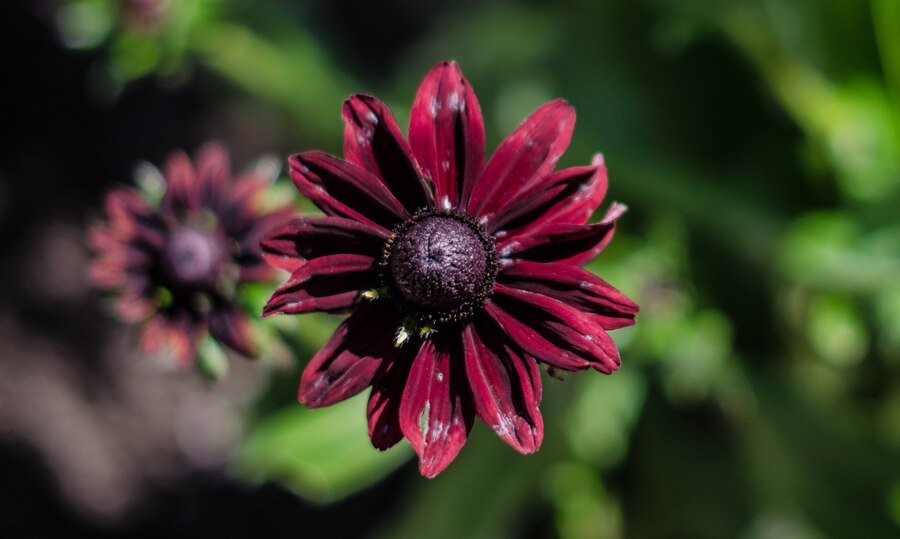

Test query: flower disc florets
[161,225,228,291]
[379,209,497,326]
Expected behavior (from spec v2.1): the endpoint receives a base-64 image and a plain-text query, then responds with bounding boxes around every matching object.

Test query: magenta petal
[88,220,157,290]
[261,254,377,316]
[490,154,607,236]
[498,260,638,330]
[288,151,409,232]
[409,60,485,208]
[497,203,626,266]
[162,150,199,212]
[466,99,575,224]
[298,302,402,408]
[463,322,543,453]
[194,142,231,205]
[102,187,166,248]
[399,333,473,478]
[487,285,621,374]
[342,94,432,212]
[261,216,387,272]
[104,187,151,227]
[207,303,257,357]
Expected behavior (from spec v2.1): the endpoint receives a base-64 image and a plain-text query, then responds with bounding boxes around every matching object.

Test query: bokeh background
[2,0,899,537]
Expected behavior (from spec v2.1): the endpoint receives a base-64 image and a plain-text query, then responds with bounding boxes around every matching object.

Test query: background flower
[88,143,293,373]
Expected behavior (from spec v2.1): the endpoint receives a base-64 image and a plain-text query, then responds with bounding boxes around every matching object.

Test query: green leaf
[233,393,412,503]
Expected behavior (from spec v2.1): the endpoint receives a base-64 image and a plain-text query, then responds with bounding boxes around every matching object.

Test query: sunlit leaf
[233,394,412,503]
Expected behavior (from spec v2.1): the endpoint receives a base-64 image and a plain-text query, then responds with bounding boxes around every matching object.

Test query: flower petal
[298,302,403,408]
[399,333,474,478]
[497,203,627,266]
[261,254,377,316]
[288,151,409,231]
[235,206,295,282]
[467,99,575,223]
[343,94,432,212]
[207,302,258,358]
[498,260,638,330]
[140,311,200,366]
[87,227,156,289]
[487,285,621,374]
[113,285,155,322]
[102,187,165,248]
[216,162,279,231]
[162,150,199,212]
[261,216,387,272]
[194,142,231,207]
[463,322,543,453]
[409,60,485,208]
[367,343,417,450]
[489,154,607,236]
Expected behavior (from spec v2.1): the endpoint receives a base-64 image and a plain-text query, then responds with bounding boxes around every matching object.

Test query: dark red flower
[88,143,293,366]
[262,61,639,477]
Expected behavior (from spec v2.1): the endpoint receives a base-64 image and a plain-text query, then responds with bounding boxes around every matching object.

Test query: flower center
[382,210,497,325]
[161,226,226,290]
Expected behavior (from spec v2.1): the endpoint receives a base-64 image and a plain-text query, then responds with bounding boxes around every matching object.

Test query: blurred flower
[88,143,293,368]
[262,61,638,477]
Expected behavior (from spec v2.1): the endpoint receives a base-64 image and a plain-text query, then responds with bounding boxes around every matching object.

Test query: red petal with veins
[489,154,607,237]
[399,333,474,478]
[261,216,387,272]
[497,203,626,266]
[463,322,543,453]
[498,260,638,329]
[289,151,409,232]
[367,341,418,450]
[409,60,485,208]
[343,94,432,213]
[262,254,377,316]
[487,285,621,374]
[467,99,575,224]
[298,302,403,408]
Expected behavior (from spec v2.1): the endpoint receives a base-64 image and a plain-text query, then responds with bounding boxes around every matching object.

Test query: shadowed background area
[1,0,899,537]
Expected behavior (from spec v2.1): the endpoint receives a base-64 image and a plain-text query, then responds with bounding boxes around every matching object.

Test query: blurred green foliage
[56,0,223,96]
[235,393,412,503]
[60,0,900,536]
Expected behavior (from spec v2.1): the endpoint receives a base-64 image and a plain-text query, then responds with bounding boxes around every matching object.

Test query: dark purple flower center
[161,226,227,290]
[382,210,497,325]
